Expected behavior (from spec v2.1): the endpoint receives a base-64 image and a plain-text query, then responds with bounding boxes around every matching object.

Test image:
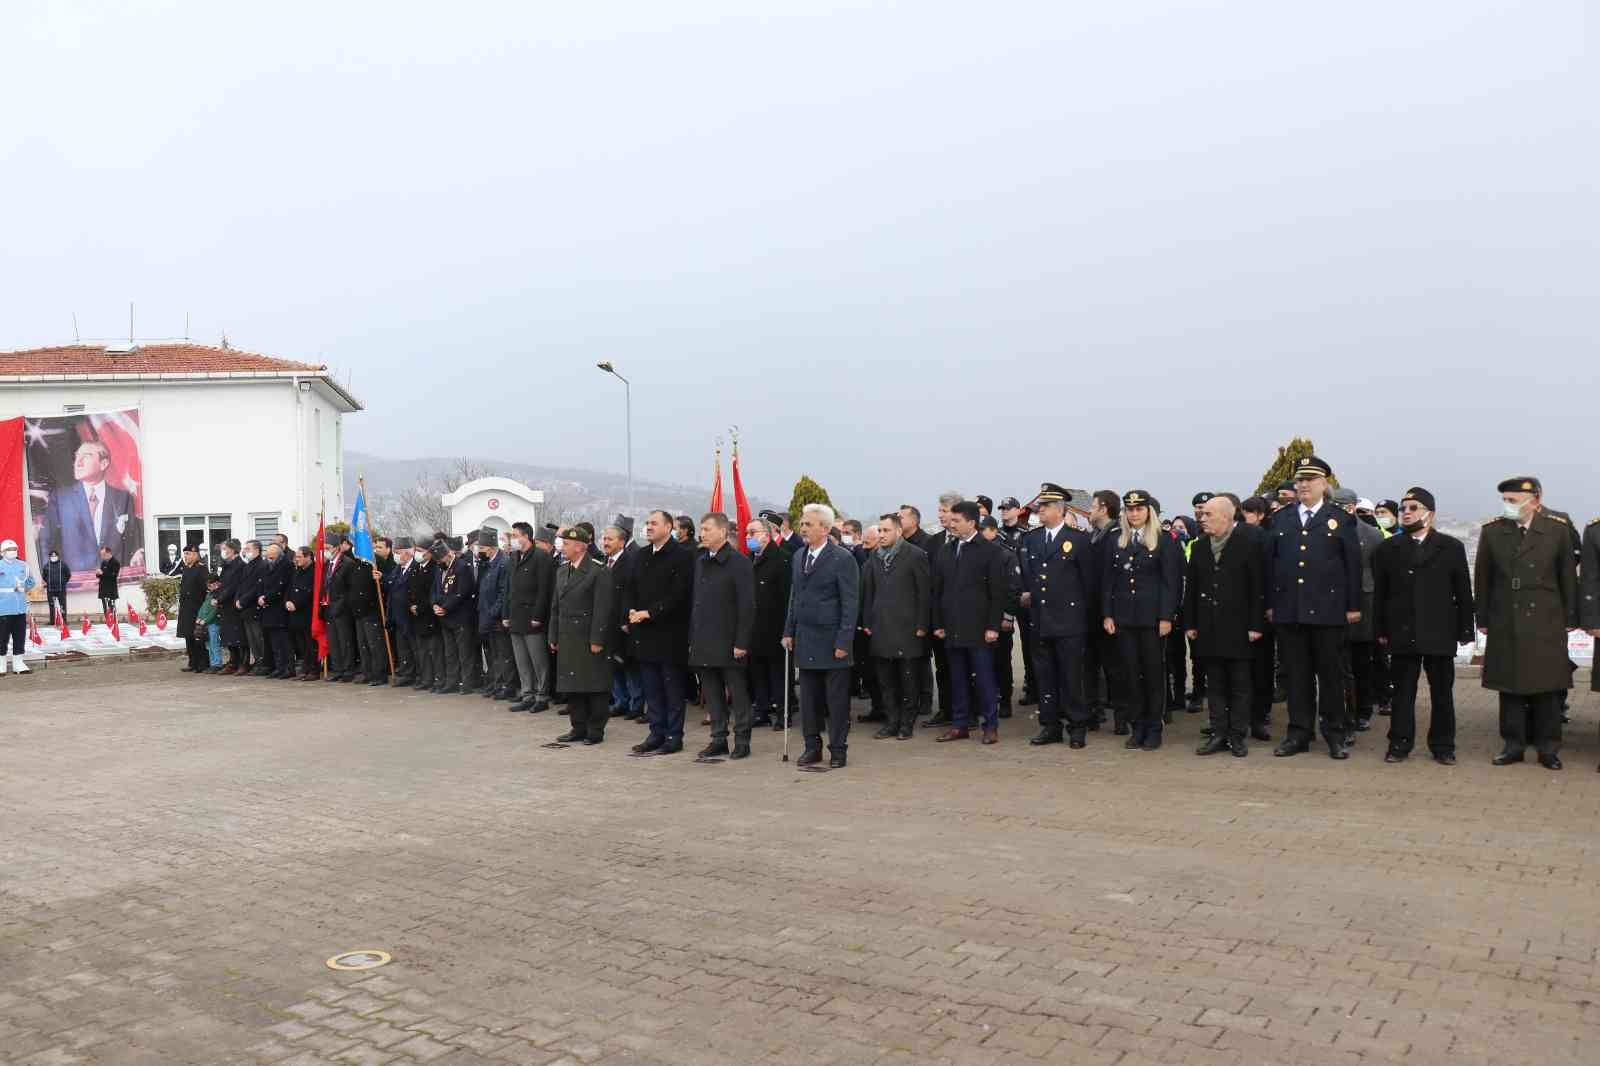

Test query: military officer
[1018,483,1097,748]
[1265,456,1363,759]
[1475,477,1578,769]
[548,526,616,746]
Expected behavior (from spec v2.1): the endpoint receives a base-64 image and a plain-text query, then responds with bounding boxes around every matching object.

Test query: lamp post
[596,361,633,518]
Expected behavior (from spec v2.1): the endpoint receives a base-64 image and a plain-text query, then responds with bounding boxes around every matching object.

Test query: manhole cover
[326,950,392,971]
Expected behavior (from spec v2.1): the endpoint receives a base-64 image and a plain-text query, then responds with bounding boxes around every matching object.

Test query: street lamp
[596,361,633,518]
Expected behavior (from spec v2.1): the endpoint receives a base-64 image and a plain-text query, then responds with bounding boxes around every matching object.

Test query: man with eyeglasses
[1372,488,1474,764]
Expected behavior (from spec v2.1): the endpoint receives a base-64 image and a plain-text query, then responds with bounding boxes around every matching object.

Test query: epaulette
[1548,513,1568,524]
[1483,517,1508,527]
[1589,516,1600,527]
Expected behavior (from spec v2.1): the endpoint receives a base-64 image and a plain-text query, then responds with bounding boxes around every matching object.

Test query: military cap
[1277,480,1296,493]
[559,525,592,544]
[323,530,347,547]
[533,526,555,545]
[1191,491,1214,507]
[478,526,500,546]
[429,539,448,556]
[1293,455,1333,480]
[1402,486,1436,512]
[446,535,463,552]
[1330,487,1359,507]
[1376,498,1400,516]
[999,496,1022,510]
[1036,482,1072,504]
[978,515,999,531]
[1122,489,1153,508]
[576,521,595,539]
[975,495,994,513]
[1497,476,1542,495]
[612,513,635,536]
[394,536,414,550]
[758,509,787,526]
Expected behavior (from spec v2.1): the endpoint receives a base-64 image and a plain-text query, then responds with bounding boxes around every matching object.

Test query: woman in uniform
[1102,490,1184,751]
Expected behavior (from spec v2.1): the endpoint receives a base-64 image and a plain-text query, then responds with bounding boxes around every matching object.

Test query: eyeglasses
[1400,504,1425,513]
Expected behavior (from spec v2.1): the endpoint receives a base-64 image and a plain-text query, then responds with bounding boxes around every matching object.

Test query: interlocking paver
[2,659,1598,1065]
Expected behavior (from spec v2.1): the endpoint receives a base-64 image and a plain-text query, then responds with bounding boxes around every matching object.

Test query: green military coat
[1474,513,1578,694]
[548,558,615,694]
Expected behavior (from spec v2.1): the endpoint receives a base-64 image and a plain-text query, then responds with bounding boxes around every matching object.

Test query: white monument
[442,477,544,537]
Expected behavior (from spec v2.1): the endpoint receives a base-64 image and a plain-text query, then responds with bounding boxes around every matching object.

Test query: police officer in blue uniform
[1018,484,1098,748]
[1102,490,1184,750]
[1265,456,1363,759]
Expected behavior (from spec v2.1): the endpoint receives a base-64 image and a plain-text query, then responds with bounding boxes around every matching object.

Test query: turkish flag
[709,450,724,515]
[59,610,69,640]
[156,610,167,631]
[731,445,753,554]
[28,614,42,646]
[128,603,141,625]
[81,614,91,635]
[0,417,24,563]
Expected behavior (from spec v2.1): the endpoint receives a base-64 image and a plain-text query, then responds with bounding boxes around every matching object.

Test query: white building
[442,476,543,538]
[0,340,360,612]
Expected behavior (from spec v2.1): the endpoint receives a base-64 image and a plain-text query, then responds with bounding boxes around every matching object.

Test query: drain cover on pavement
[326,950,392,971]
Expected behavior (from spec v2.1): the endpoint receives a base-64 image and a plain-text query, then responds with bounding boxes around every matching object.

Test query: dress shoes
[896,726,914,740]
[221,665,238,675]
[796,748,822,767]
[873,726,897,739]
[1384,749,1408,763]
[1068,731,1087,749]
[730,739,751,759]
[856,710,886,723]
[1140,736,1161,751]
[829,750,847,768]
[555,730,585,743]
[1029,729,1063,746]
[1538,753,1563,770]
[508,698,533,712]
[981,729,998,745]
[924,712,952,728]
[1228,739,1247,757]
[1491,748,1525,765]
[1355,716,1372,732]
[1327,740,1349,760]
[1123,734,1141,749]
[583,735,605,745]
[697,739,730,759]
[1433,752,1456,766]
[1113,723,1130,736]
[1196,736,1230,756]
[1273,740,1309,757]
[997,702,1012,719]
[1250,726,1273,742]
[659,739,683,754]
[531,700,550,713]
[631,737,664,754]
[935,728,969,743]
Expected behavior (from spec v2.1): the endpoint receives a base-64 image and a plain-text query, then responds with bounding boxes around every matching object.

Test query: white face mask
[553,537,566,552]
[1376,514,1395,530]
[841,535,856,546]
[1502,501,1524,521]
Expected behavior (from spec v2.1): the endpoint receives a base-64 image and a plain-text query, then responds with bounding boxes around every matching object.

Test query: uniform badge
[1061,540,1072,554]
[1327,519,1338,530]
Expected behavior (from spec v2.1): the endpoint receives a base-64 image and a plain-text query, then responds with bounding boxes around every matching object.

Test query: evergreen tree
[787,475,834,521]
[1255,437,1339,496]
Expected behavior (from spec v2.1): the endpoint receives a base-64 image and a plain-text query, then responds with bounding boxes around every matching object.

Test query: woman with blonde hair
[1102,490,1183,750]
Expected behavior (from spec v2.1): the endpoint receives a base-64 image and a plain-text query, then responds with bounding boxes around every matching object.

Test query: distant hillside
[345,451,783,535]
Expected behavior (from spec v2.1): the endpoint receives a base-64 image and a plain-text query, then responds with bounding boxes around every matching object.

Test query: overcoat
[1582,520,1600,692]
[1183,533,1265,660]
[505,547,555,633]
[213,555,244,645]
[1474,513,1578,694]
[1371,530,1474,657]
[177,561,208,633]
[97,556,121,599]
[748,541,792,656]
[548,558,615,693]
[929,534,1011,648]
[256,556,293,628]
[859,541,930,659]
[406,559,440,637]
[783,540,859,669]
[687,543,755,668]
[286,564,315,631]
[622,538,693,664]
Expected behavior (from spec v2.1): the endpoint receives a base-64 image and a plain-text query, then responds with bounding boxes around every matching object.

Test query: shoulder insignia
[1548,513,1568,524]
[1483,517,1506,527]
[1589,517,1600,527]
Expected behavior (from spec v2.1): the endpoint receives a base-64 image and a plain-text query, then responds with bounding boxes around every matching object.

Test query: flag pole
[359,476,397,676]
[317,496,328,679]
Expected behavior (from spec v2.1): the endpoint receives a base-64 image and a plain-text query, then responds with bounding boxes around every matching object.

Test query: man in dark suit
[255,541,295,679]
[177,544,209,673]
[1372,487,1474,765]
[860,512,930,740]
[688,513,757,760]
[40,439,143,575]
[506,522,556,712]
[624,510,694,755]
[96,547,121,616]
[212,540,246,673]
[1265,456,1364,760]
[1019,484,1097,748]
[600,518,641,718]
[383,538,417,686]
[783,503,860,768]
[931,500,1011,745]
[1186,496,1266,757]
[406,542,443,691]
[286,546,318,680]
[475,527,512,699]
[235,540,269,676]
[319,532,360,682]
[432,536,477,694]
[746,516,793,729]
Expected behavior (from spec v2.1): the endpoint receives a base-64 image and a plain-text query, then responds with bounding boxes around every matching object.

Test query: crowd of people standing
[161,457,1599,771]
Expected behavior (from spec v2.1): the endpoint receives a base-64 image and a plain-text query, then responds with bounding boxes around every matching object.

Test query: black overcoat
[929,534,1011,648]
[1183,534,1265,660]
[505,547,555,633]
[749,541,792,656]
[860,542,930,659]
[687,544,755,668]
[783,541,859,669]
[177,561,208,633]
[1371,530,1474,657]
[257,556,293,628]
[622,538,692,664]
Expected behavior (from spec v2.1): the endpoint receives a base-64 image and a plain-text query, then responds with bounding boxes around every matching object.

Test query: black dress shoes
[1029,729,1063,746]
[1250,726,1273,742]
[697,739,730,759]
[555,730,585,743]
[1433,752,1456,766]
[730,740,751,760]
[796,748,822,767]
[1068,732,1087,750]
[583,735,605,746]
[1228,739,1247,757]
[1492,748,1525,766]
[1196,736,1230,756]
[631,736,664,754]
[829,750,847,768]
[1113,723,1130,736]
[1327,740,1349,760]
[873,726,896,739]
[1384,749,1407,763]
[659,739,683,754]
[1538,753,1563,770]
[1273,740,1309,757]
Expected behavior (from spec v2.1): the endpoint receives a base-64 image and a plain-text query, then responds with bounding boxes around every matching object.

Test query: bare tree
[371,458,498,540]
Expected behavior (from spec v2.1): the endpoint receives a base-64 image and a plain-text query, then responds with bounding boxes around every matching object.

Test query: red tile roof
[0,342,326,376]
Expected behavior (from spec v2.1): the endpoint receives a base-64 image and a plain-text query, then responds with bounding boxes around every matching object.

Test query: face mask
[841,535,856,546]
[50,555,59,563]
[745,537,762,553]
[1377,514,1395,530]
[1502,501,1524,521]
[2,549,16,560]
[554,537,565,552]
[243,551,257,561]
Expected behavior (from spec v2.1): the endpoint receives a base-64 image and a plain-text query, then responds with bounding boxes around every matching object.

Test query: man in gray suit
[782,503,860,768]
[860,512,930,740]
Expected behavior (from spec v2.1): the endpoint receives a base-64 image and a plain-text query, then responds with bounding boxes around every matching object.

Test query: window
[155,514,232,572]
[252,513,281,538]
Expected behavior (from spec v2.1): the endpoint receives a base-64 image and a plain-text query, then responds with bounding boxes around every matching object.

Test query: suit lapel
[1513,522,1541,560]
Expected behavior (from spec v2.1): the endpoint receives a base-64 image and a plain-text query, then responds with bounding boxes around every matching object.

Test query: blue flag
[350,488,374,562]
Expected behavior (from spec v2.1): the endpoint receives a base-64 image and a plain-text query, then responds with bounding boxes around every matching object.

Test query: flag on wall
[0,417,24,561]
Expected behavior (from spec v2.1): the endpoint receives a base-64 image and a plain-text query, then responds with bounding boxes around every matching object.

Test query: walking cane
[781,644,791,762]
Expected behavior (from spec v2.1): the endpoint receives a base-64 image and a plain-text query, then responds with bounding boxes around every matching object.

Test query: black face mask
[1358,513,1378,527]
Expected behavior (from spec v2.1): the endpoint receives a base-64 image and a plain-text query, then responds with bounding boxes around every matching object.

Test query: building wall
[2,377,349,613]
[447,487,541,537]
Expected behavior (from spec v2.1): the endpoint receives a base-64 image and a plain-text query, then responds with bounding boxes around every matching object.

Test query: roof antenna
[184,311,190,340]
[221,330,230,350]
[129,300,135,343]
[72,312,80,343]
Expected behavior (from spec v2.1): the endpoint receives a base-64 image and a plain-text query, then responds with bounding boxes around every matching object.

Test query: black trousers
[1118,626,1166,738]
[1346,639,1377,720]
[243,614,269,671]
[322,608,355,678]
[1498,691,1562,756]
[992,628,1015,704]
[799,668,851,753]
[100,596,117,616]
[566,691,610,740]
[927,637,951,714]
[1203,657,1252,741]
[1249,628,1275,728]
[1083,627,1125,722]
[265,625,292,675]
[1035,634,1088,734]
[355,613,389,679]
[480,628,513,692]
[185,633,209,671]
[47,591,68,625]
[414,631,443,689]
[1165,627,1187,708]
[290,627,315,676]
[1016,608,1037,697]
[1372,642,1393,707]
[873,656,921,732]
[700,665,752,740]
[1278,623,1346,745]
[392,626,418,681]
[1388,653,1455,755]
[441,622,473,690]
[461,628,483,689]
[1188,635,1207,698]
[749,655,784,716]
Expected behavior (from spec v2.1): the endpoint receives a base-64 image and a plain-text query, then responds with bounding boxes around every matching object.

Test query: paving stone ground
[3,658,1600,1066]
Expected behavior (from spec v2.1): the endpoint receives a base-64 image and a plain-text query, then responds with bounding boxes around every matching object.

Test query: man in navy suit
[40,439,143,575]
[782,503,860,768]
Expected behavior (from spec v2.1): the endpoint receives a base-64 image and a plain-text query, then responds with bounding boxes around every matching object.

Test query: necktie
[956,539,963,561]
[805,551,815,574]
[89,488,99,532]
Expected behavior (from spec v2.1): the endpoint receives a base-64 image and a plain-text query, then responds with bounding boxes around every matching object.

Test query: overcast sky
[4,1,1594,521]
